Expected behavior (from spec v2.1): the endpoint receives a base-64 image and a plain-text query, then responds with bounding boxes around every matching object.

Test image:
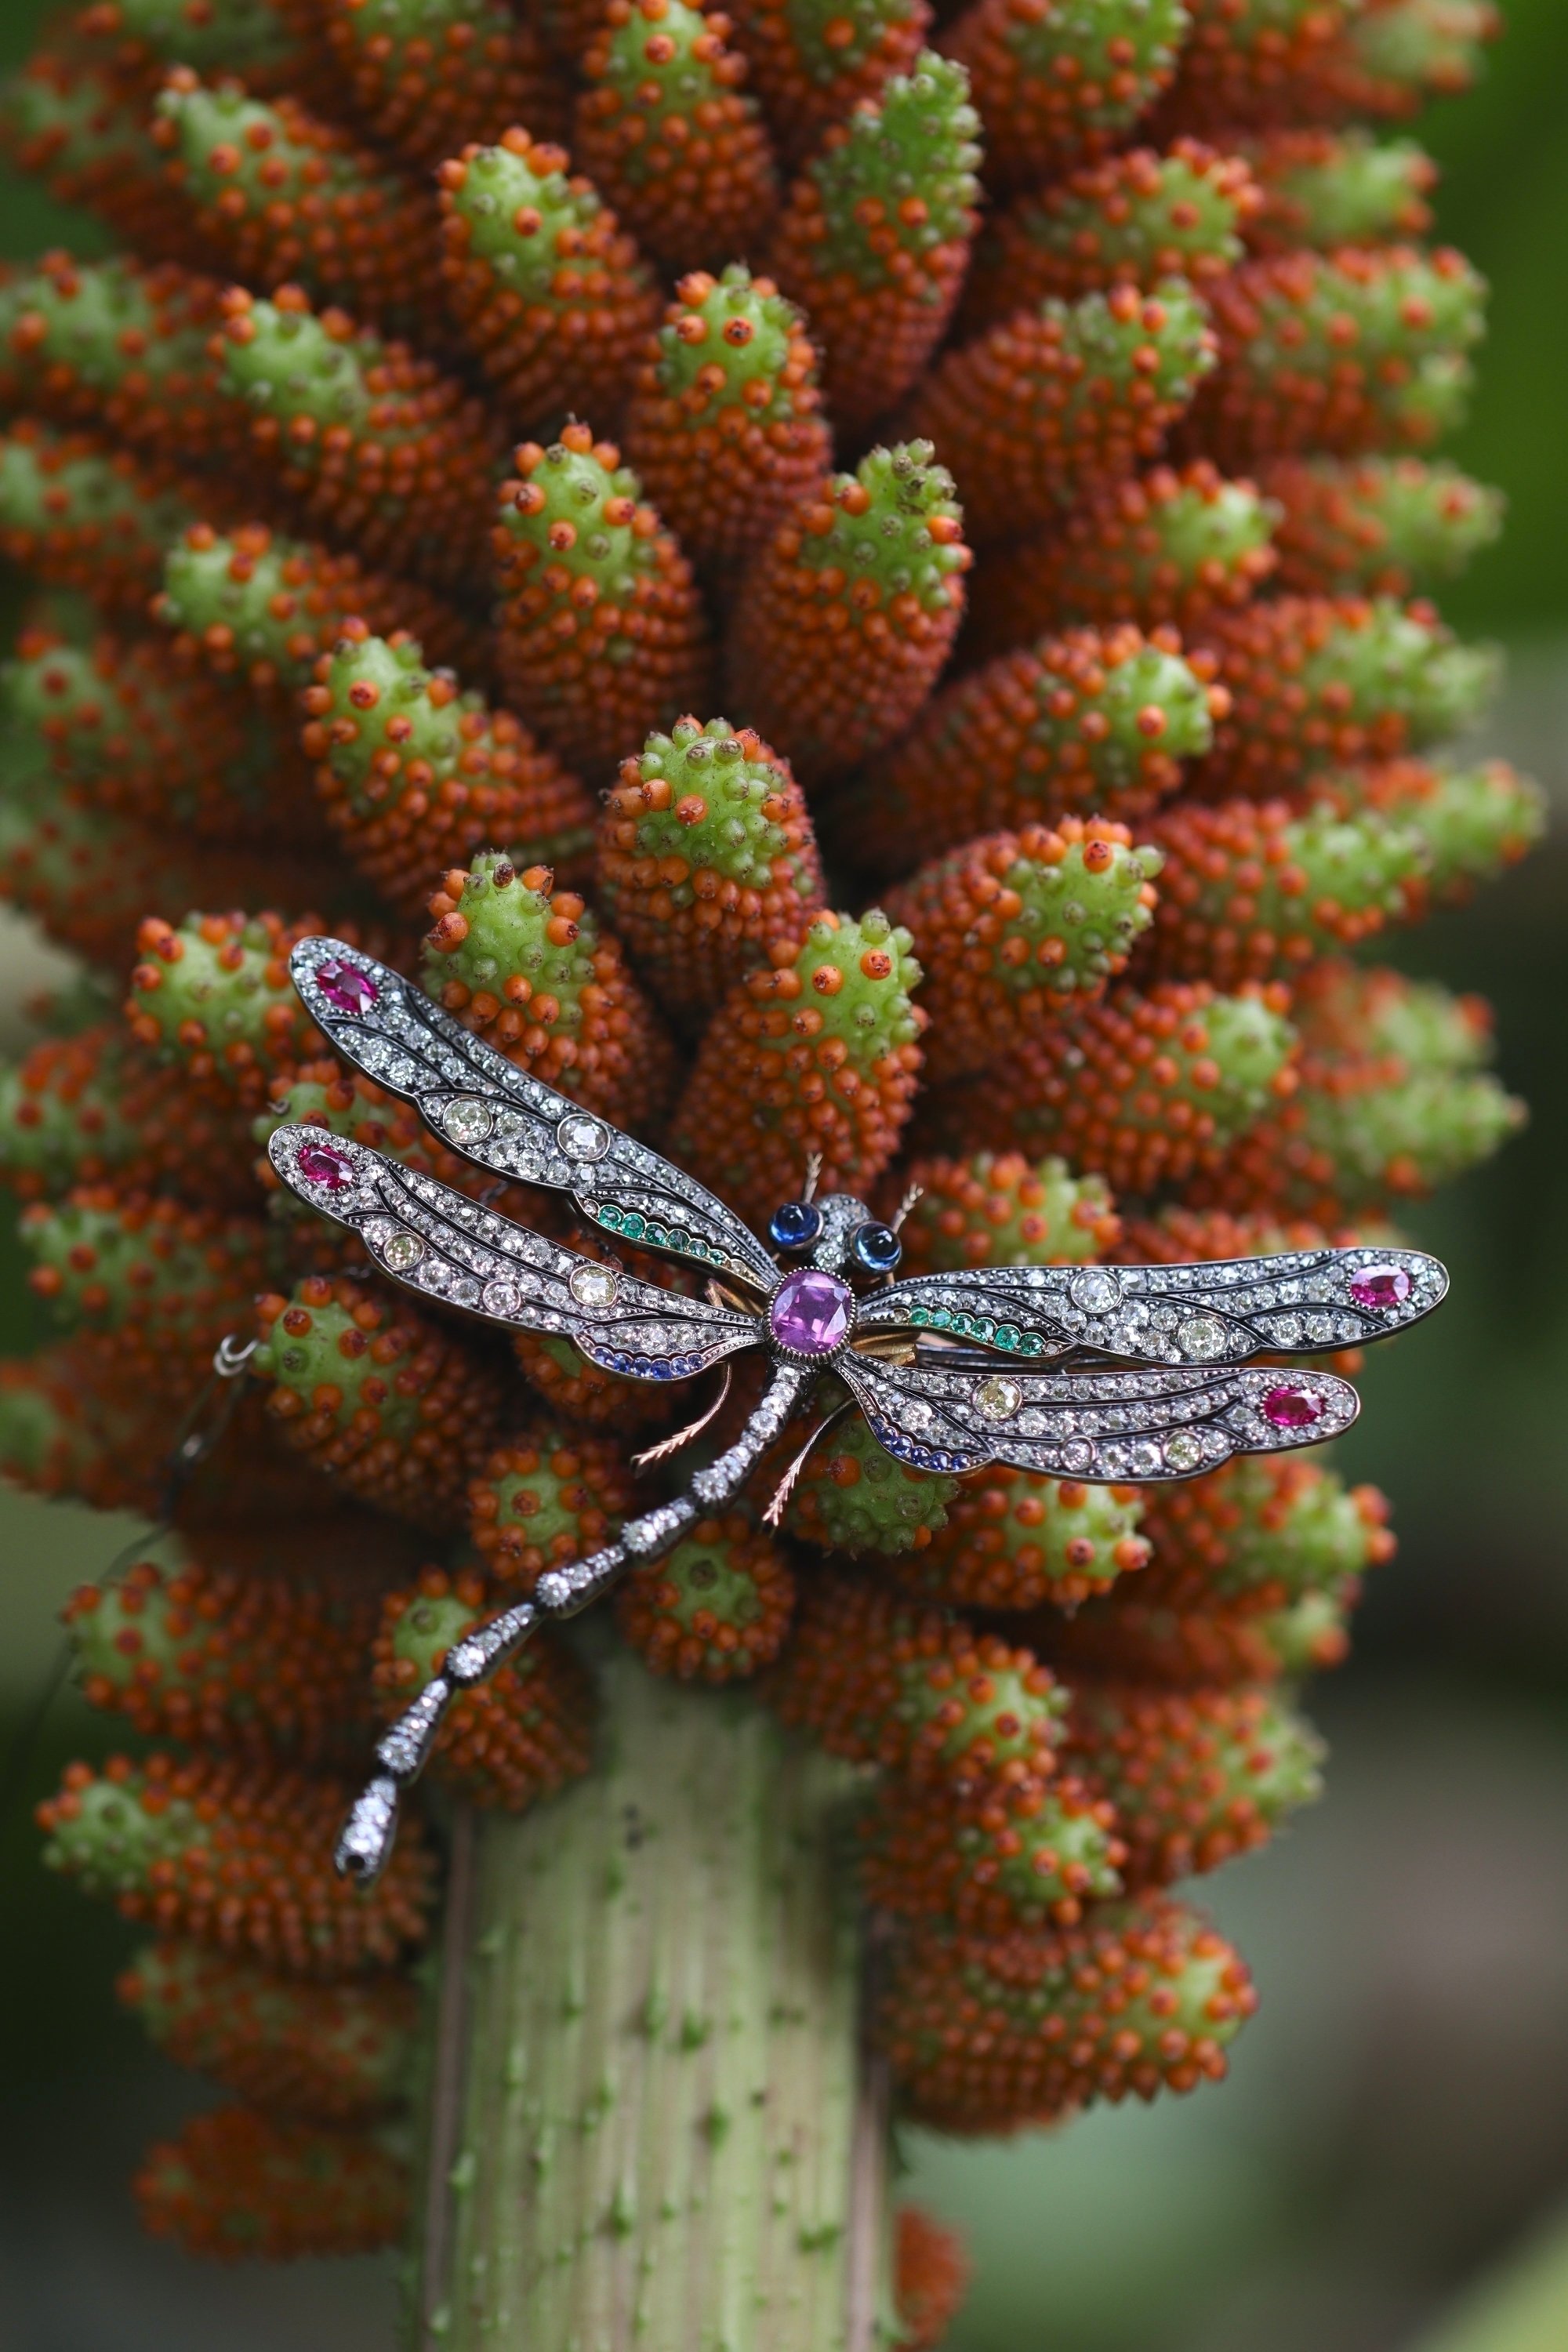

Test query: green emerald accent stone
[995,1324,1021,1350]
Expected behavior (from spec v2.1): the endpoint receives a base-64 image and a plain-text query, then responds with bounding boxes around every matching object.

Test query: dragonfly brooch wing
[837,1350,1359,1482]
[856,1247,1447,1369]
[289,937,779,1294]
[267,1127,762,1383]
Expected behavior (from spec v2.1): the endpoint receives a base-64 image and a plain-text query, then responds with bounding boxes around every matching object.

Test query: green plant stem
[412,1649,886,2350]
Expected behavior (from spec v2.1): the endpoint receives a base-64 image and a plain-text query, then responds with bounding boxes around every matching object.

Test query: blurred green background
[2,5,1566,2347]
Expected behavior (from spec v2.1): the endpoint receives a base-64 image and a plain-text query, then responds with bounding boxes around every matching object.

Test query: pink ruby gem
[1349,1261,1413,1312]
[770,1269,853,1357]
[315,957,379,1016]
[1262,1383,1323,1430]
[298,1140,354,1192]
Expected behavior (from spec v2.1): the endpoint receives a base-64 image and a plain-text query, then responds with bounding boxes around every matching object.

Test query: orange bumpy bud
[597,715,826,1017]
[135,2106,410,2258]
[895,1151,1120,1276]
[920,978,1298,1199]
[880,1895,1258,2132]
[470,1426,637,1587]
[38,1751,435,1976]
[852,624,1219,869]
[622,266,831,589]
[725,442,968,786]
[617,1509,796,1680]
[64,1555,377,1763]
[252,1276,507,1531]
[574,0,779,274]
[118,1939,417,2123]
[319,0,565,170]
[302,626,594,920]
[437,128,659,432]
[895,2207,971,2352]
[421,851,677,1131]
[884,819,1162,1078]
[765,1573,1065,1794]
[860,1772,1125,1932]
[494,425,714,779]
[667,908,924,1226]
[1065,1682,1323,1886]
[961,464,1276,660]
[890,1470,1150,1611]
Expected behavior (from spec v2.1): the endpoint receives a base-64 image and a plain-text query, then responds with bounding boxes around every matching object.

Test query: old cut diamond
[558,1112,611,1162]
[975,1376,1022,1422]
[1177,1314,1226,1360]
[569,1264,620,1308]
[1069,1267,1121,1316]
[444,1096,494,1145]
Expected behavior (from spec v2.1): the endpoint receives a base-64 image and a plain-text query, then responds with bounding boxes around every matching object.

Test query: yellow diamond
[975,1376,1022,1421]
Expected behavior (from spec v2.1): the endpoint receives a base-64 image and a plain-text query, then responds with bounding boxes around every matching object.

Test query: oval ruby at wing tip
[769,1269,854,1357]
[1261,1383,1324,1430]
[1349,1261,1414,1312]
[297,1140,354,1192]
[314,956,379,1016]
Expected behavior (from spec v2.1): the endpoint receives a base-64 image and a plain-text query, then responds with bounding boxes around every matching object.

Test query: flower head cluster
[0,0,1520,2278]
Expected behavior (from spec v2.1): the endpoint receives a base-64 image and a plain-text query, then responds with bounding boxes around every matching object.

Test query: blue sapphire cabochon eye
[853,1221,902,1274]
[769,1200,823,1250]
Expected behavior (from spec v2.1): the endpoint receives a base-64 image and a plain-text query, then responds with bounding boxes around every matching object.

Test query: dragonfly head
[768,1192,902,1282]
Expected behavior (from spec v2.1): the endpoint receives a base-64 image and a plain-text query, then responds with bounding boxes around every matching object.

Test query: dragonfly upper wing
[289,938,779,1294]
[267,1126,762,1383]
[857,1246,1446,1368]
[837,1350,1359,1481]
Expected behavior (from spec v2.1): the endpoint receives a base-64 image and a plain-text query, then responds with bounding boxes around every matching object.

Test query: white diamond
[974,1375,1022,1422]
[483,1279,521,1317]
[1060,1439,1094,1472]
[444,1095,494,1144]
[1163,1432,1204,1471]
[557,1112,611,1162]
[1178,1314,1226,1361]
[569,1264,619,1308]
[383,1231,424,1272]
[1069,1267,1121,1316]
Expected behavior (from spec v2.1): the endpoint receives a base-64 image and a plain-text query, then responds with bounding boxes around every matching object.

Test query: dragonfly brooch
[267,937,1449,1881]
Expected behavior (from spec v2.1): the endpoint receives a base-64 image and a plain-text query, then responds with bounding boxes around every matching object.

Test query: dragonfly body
[267,938,1449,1880]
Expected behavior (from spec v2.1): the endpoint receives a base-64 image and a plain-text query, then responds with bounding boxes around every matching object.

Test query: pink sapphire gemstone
[1349,1261,1413,1312]
[770,1269,853,1356]
[315,957,379,1016]
[298,1140,354,1192]
[1261,1383,1323,1430]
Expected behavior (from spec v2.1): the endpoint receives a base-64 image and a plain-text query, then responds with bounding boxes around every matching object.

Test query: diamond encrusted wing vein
[835,1352,1361,1481]
[267,1127,764,1382]
[858,1245,1448,1368]
[290,938,779,1292]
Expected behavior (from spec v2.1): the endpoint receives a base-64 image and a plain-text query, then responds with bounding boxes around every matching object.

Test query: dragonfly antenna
[889,1182,924,1232]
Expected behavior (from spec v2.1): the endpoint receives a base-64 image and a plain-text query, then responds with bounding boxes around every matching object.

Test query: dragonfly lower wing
[268,1125,762,1383]
[837,1352,1359,1482]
